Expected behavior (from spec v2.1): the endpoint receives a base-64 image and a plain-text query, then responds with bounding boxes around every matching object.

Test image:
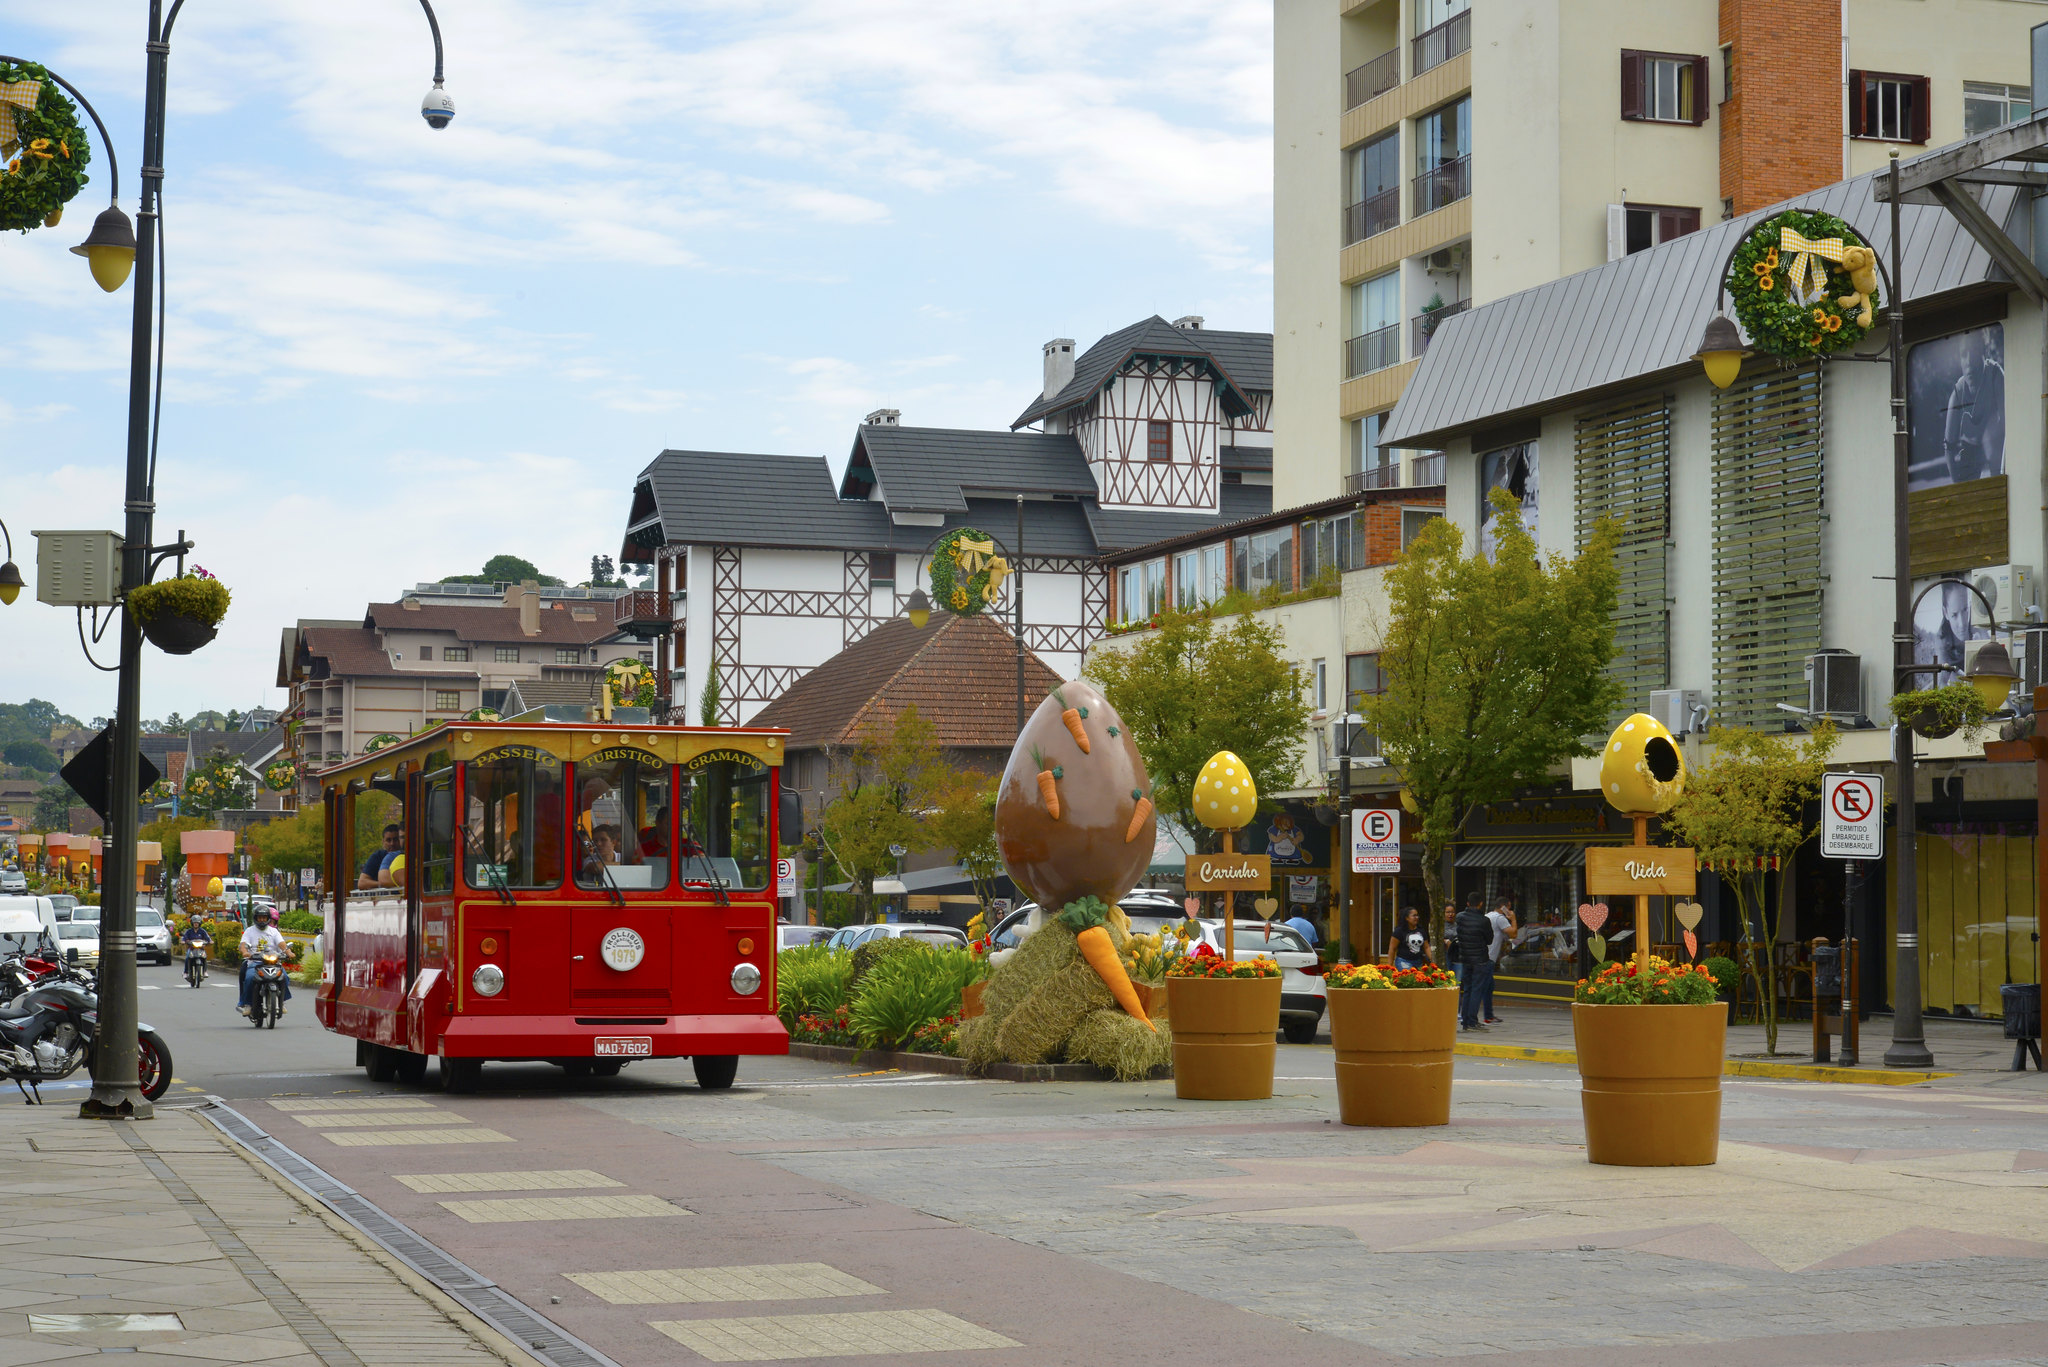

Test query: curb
[786,1041,1169,1083]
[1453,1040,1954,1085]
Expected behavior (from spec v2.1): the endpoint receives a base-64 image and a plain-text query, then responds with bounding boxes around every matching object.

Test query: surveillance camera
[421,82,455,130]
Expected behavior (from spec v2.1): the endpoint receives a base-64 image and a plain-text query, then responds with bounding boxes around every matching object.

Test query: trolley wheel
[441,1057,482,1094]
[1281,1018,1318,1045]
[589,1059,623,1078]
[396,1051,429,1086]
[366,1045,399,1083]
[692,1055,738,1090]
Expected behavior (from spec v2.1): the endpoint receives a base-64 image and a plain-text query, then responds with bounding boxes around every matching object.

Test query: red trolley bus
[313,717,794,1091]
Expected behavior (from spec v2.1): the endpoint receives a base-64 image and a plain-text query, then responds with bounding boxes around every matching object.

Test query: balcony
[1410,452,1446,486]
[1345,50,1400,109]
[1345,463,1402,494]
[1412,153,1469,216]
[1410,297,1469,356]
[1342,187,1400,246]
[1412,9,1469,77]
[323,707,342,718]
[1345,324,1401,379]
[613,588,672,640]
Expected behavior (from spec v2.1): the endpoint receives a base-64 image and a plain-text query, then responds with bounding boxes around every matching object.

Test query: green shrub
[849,945,986,1050]
[1704,955,1742,996]
[290,949,323,986]
[776,945,854,1028]
[126,572,230,627]
[279,909,322,934]
[848,935,920,992]
[207,917,246,967]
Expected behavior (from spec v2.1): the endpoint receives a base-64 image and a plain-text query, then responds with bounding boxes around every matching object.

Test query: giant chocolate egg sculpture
[994,680,1157,910]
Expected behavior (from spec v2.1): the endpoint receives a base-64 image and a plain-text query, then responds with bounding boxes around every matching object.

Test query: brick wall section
[1720,0,1843,215]
[1364,492,1445,569]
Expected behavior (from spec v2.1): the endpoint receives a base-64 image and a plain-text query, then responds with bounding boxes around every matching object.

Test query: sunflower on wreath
[927,527,1002,619]
[1725,208,1878,362]
[0,60,91,233]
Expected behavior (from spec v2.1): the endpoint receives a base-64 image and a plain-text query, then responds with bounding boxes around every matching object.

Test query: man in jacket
[1454,894,1493,1031]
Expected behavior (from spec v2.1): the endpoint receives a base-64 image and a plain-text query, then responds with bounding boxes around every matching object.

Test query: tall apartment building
[1274,0,2037,514]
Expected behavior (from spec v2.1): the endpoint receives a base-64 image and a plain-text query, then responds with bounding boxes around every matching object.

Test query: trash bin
[1813,945,1842,997]
[2001,983,2041,1041]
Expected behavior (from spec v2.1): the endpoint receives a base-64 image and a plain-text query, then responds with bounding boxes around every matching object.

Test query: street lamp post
[66,0,453,1120]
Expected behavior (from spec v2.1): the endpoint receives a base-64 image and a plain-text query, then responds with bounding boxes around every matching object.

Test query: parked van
[0,895,61,938]
[218,877,251,915]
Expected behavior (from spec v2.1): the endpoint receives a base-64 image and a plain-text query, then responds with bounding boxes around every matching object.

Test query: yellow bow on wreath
[600,658,647,720]
[951,536,995,576]
[0,79,40,160]
[1778,227,1846,299]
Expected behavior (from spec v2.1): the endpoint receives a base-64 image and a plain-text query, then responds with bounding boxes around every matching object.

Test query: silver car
[135,907,172,965]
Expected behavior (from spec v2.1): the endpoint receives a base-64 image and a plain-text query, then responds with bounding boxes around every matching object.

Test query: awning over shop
[1455,842,1585,868]
[825,864,1021,899]
[1147,818,1201,875]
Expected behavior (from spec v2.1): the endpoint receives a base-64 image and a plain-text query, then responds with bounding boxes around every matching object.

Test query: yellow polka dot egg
[1598,712,1687,814]
[1195,750,1258,830]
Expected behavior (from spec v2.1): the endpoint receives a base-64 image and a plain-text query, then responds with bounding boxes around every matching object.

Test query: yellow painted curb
[1453,1041,1954,1086]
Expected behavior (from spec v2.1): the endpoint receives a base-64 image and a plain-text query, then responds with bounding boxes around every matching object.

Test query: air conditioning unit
[1648,688,1705,737]
[1969,564,2035,628]
[2023,626,2048,693]
[1426,244,1468,272]
[1805,649,1862,717]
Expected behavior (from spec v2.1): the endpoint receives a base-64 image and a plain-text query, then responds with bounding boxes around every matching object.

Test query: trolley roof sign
[1821,772,1883,859]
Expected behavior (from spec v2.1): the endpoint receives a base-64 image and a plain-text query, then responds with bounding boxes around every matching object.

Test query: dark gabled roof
[838,426,1095,511]
[300,627,402,678]
[363,600,612,646]
[1011,316,1270,429]
[1219,444,1271,470]
[749,612,1063,751]
[622,450,894,560]
[1083,483,1273,555]
[1382,166,2017,450]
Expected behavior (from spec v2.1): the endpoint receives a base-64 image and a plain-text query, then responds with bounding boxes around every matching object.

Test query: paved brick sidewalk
[0,1102,534,1367]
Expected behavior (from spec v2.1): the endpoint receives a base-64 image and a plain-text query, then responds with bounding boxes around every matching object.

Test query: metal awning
[1454,842,1584,868]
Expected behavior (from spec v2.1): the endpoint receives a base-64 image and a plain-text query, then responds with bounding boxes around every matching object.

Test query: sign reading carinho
[1584,846,1698,896]
[1185,853,1273,890]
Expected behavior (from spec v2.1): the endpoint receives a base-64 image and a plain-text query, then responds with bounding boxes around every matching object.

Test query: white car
[135,907,172,965]
[985,893,1183,967]
[52,921,99,968]
[777,924,834,951]
[823,923,970,951]
[0,870,25,894]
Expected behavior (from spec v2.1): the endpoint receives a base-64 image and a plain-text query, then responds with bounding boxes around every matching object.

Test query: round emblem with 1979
[599,927,645,972]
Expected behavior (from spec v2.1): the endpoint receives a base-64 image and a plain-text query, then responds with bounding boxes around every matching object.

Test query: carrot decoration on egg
[1125,788,1152,843]
[1060,897,1153,1031]
[1050,687,1090,754]
[1032,746,1062,820]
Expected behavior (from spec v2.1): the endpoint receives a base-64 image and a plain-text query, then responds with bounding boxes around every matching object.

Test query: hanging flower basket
[127,569,229,657]
[0,61,92,234]
[1889,681,1989,741]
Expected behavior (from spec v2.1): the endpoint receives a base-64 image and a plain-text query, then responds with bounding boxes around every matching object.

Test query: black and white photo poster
[1908,324,2005,492]
[1477,441,1538,559]
[1912,577,1986,681]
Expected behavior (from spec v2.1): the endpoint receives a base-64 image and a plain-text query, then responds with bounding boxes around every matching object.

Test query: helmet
[255,906,275,924]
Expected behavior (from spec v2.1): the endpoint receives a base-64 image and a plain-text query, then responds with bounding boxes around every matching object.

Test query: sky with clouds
[1,0,1272,725]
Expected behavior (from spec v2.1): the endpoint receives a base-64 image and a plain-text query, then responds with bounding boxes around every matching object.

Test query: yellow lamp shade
[1700,349,1745,389]
[1598,713,1687,814]
[1193,750,1257,830]
[85,244,135,293]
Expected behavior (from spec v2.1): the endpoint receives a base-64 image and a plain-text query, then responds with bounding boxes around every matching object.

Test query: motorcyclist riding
[237,908,292,1017]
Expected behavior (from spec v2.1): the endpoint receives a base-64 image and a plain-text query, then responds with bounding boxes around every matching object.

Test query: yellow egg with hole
[1194,750,1257,831]
[1599,713,1687,814]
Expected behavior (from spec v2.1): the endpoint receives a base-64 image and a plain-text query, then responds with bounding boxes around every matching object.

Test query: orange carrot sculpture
[1059,897,1152,1031]
[1125,788,1152,843]
[1032,746,1062,820]
[1051,687,1090,754]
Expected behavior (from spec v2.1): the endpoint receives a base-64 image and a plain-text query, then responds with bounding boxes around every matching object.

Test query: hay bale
[994,959,1114,1064]
[957,1013,1002,1069]
[1065,1007,1173,1081]
[981,915,1080,1020]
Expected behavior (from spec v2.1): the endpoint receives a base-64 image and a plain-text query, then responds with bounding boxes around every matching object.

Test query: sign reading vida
[1185,853,1273,891]
[1583,845,1698,896]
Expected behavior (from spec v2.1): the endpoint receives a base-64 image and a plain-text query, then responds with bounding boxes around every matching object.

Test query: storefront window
[574,748,673,891]
[464,747,565,890]
[682,751,772,891]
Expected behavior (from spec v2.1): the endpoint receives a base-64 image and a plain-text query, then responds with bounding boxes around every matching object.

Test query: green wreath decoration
[927,526,1004,618]
[1726,209,1879,361]
[264,761,296,792]
[0,61,91,233]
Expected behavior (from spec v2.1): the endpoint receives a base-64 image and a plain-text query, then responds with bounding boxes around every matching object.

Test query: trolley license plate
[594,1036,653,1057]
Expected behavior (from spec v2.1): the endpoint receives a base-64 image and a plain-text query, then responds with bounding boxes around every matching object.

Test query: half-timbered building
[618,316,1277,724]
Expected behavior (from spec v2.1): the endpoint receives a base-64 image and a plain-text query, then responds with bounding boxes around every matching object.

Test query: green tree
[243,807,324,885]
[1087,609,1308,851]
[0,699,81,745]
[819,706,949,921]
[31,785,73,832]
[4,739,58,772]
[1360,492,1624,948]
[589,554,618,587]
[699,662,722,726]
[182,750,255,818]
[927,770,1001,920]
[1660,723,1839,1054]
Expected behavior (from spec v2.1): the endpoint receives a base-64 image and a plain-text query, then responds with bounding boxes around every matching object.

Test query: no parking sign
[1821,773,1883,859]
[1352,807,1400,873]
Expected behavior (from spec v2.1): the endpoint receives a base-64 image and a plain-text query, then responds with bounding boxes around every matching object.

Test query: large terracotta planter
[1167,975,1280,1100]
[1329,987,1457,1126]
[1572,1001,1727,1166]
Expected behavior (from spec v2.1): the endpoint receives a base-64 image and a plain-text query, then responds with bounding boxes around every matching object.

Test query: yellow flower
[1756,274,1775,292]
[28,138,48,151]
[950,586,968,609]
[1752,261,1772,276]
[1765,248,1779,267]
[1811,307,1828,323]
[58,139,69,159]
[1824,314,1842,332]
[1807,332,1822,346]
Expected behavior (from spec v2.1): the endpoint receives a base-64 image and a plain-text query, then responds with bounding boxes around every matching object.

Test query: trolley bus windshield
[465,745,565,889]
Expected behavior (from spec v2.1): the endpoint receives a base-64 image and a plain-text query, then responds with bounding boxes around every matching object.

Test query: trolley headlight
[730,962,761,995]
[471,963,505,997]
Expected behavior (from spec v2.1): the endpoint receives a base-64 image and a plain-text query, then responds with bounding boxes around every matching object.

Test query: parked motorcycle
[0,958,173,1103]
[0,947,60,1000]
[184,943,206,988]
[248,950,286,1029]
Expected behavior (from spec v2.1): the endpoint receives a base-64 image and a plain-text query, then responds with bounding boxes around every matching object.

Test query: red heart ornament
[1184,897,1201,916]
[1577,902,1609,934]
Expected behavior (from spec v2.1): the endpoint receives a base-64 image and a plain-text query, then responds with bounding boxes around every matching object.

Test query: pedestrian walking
[1483,899,1515,1023]
[1454,894,1492,1030]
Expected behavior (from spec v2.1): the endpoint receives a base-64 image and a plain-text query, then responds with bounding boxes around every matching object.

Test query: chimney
[514,579,540,635]
[1042,338,1075,400]
[865,408,900,426]
[1172,315,1204,330]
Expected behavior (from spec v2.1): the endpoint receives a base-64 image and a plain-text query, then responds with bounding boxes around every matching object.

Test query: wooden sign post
[1584,815,1698,972]
[1185,828,1273,961]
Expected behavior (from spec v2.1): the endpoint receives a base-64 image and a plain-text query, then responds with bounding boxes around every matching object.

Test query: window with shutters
[1620,50,1708,125]
[867,550,895,586]
[1147,419,1172,463]
[1848,70,1930,143]
[1710,365,1826,729]
[1624,204,1700,255]
[1575,397,1673,726]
